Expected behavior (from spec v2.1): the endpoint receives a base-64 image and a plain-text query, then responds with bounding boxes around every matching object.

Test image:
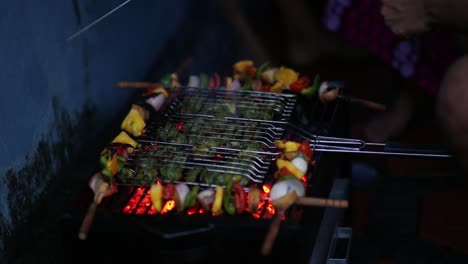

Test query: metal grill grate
[116,88,297,188]
[168,87,297,122]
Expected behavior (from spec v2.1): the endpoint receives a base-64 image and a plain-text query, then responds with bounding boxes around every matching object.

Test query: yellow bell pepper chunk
[275,140,301,152]
[284,141,301,152]
[121,108,146,137]
[275,140,286,149]
[274,67,299,86]
[233,60,254,73]
[276,158,288,169]
[212,186,224,215]
[150,183,164,212]
[276,159,304,180]
[270,80,285,93]
[225,77,233,89]
[111,131,138,148]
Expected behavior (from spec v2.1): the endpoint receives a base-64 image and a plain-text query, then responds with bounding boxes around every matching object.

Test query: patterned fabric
[323,0,458,96]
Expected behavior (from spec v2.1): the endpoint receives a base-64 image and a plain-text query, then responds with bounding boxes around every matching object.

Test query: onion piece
[187,75,200,87]
[174,183,190,211]
[270,179,305,202]
[145,93,166,112]
[319,82,340,103]
[197,189,215,210]
[291,156,308,174]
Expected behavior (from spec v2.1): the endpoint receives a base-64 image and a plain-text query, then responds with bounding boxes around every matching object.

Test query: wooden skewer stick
[118,56,192,90]
[261,210,284,256]
[338,94,387,112]
[78,173,116,240]
[78,192,104,240]
[261,191,297,256]
[116,81,159,89]
[261,193,349,256]
[296,196,348,208]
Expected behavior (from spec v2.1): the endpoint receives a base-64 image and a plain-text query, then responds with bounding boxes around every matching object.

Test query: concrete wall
[0,0,191,257]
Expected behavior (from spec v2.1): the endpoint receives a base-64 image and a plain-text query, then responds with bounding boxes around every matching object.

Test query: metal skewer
[67,0,133,42]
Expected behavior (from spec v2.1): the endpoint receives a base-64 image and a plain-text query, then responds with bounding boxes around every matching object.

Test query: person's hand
[380,0,432,36]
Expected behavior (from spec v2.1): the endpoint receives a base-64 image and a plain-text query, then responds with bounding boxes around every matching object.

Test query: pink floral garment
[323,0,458,96]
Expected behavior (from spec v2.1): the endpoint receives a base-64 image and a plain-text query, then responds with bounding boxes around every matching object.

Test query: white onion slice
[187,75,200,87]
[291,156,308,174]
[270,179,305,201]
[175,183,190,210]
[197,189,215,209]
[145,93,166,111]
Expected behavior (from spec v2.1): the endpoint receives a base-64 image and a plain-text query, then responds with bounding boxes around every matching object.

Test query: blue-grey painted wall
[0,0,192,256]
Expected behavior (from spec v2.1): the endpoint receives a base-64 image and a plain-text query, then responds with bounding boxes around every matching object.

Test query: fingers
[381,0,403,11]
[381,5,399,20]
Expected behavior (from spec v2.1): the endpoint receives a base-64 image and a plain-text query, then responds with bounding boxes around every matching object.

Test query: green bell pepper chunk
[223,181,236,215]
[301,74,320,96]
[101,168,112,179]
[256,62,270,80]
[277,174,298,182]
[184,186,200,208]
[159,74,172,87]
[99,155,108,168]
[241,76,253,90]
[200,73,209,88]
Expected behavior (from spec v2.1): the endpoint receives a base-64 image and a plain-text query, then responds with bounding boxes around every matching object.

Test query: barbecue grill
[61,85,353,264]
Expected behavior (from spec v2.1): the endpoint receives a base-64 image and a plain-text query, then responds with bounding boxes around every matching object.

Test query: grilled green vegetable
[160,165,183,181]
[186,167,202,182]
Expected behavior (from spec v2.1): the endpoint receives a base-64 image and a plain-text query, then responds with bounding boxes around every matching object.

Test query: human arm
[381,0,468,36]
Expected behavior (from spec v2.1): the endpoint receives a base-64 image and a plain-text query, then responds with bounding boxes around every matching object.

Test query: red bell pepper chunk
[246,66,257,78]
[233,183,246,214]
[289,76,311,94]
[298,140,313,159]
[163,183,176,200]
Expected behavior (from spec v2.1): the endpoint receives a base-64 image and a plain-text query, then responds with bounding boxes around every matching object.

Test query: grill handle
[308,135,452,158]
[327,227,352,264]
[382,142,451,157]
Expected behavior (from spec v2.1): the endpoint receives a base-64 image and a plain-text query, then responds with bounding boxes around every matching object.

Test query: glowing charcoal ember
[262,200,276,220]
[122,187,146,214]
[262,184,271,194]
[161,200,176,215]
[252,213,261,219]
[135,192,152,215]
[198,208,205,214]
[187,207,198,215]
[122,205,133,214]
[147,206,157,215]
[251,200,266,219]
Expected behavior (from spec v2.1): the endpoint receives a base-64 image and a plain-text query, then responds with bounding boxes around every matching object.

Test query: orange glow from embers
[262,184,271,194]
[250,200,266,219]
[160,200,176,214]
[187,207,198,215]
[135,190,152,215]
[122,187,146,214]
[263,200,276,220]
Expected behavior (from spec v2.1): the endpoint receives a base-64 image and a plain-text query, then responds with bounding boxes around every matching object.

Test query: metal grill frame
[116,87,299,188]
